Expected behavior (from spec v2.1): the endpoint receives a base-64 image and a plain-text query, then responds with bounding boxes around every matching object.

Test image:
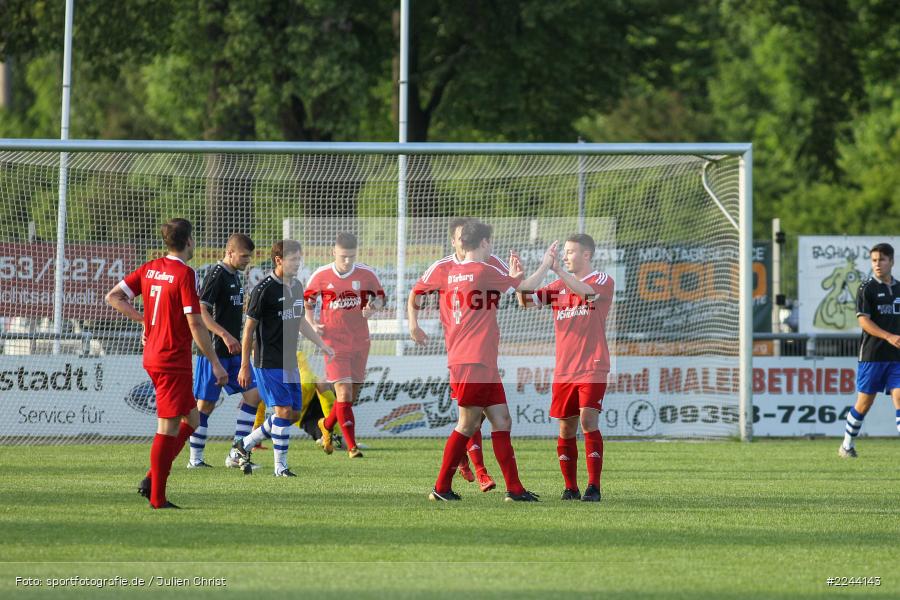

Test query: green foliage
[576,89,713,143]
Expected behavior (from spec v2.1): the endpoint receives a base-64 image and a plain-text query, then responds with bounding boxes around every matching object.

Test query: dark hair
[459,220,492,251]
[226,233,255,252]
[565,233,596,257]
[335,232,358,250]
[272,239,302,263]
[871,243,894,260]
[160,218,192,252]
[448,217,470,238]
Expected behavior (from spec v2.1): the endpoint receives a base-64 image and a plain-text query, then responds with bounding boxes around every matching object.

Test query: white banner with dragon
[797,236,900,334]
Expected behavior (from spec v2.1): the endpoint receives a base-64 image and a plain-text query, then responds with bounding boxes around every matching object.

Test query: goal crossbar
[0,139,751,156]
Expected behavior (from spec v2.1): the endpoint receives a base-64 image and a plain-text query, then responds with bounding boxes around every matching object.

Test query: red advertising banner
[0,243,135,319]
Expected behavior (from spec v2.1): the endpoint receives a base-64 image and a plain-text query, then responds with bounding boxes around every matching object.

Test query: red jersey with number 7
[119,255,201,373]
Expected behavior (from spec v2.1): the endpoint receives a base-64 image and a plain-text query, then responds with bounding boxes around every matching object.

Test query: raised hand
[508,251,524,279]
[541,240,559,270]
[550,251,561,274]
[508,251,522,276]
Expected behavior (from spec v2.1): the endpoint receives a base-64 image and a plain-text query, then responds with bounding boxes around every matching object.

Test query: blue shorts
[194,355,256,401]
[856,361,900,395]
[253,367,303,411]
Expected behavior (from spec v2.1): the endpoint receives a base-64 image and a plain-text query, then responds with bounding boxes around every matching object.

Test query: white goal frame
[0,139,753,441]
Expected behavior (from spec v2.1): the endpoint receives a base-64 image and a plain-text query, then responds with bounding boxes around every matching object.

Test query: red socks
[149,433,173,508]
[584,430,604,487]
[149,422,195,508]
[466,430,487,474]
[335,402,357,450]
[557,436,578,490]
[323,407,337,431]
[490,431,524,495]
[435,430,471,493]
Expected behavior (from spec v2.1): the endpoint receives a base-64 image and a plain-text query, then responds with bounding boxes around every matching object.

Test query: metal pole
[52,0,75,355]
[395,0,409,356]
[577,138,586,233]
[771,217,781,356]
[738,148,754,442]
[0,139,754,156]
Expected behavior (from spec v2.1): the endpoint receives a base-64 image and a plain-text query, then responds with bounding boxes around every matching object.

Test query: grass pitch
[0,438,898,598]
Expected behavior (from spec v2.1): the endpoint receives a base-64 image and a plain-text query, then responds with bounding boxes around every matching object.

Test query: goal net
[0,144,746,444]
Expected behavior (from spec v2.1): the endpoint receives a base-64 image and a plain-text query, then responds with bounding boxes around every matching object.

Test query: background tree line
[1,0,898,297]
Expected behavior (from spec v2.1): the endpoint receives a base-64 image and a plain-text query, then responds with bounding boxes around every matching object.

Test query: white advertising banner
[751,357,895,437]
[2,355,738,439]
[797,235,900,334]
[1,356,154,437]
[352,355,739,439]
[2,355,890,440]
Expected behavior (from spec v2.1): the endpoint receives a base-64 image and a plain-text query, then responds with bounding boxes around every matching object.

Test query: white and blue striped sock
[272,417,292,474]
[842,407,865,450]
[895,409,900,434]
[234,402,257,443]
[189,411,210,465]
[242,415,272,451]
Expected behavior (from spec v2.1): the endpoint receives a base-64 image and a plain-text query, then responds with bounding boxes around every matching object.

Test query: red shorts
[325,348,369,383]
[449,364,507,408]
[550,376,607,419]
[148,370,195,418]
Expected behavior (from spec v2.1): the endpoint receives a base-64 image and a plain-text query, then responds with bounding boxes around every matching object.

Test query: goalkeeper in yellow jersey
[251,349,343,448]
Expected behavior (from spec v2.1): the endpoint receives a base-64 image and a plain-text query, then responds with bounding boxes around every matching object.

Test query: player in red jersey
[412,219,557,502]
[408,217,514,491]
[305,232,386,459]
[519,233,614,502]
[105,219,228,509]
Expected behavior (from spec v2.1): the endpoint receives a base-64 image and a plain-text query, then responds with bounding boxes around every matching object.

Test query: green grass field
[1,438,898,598]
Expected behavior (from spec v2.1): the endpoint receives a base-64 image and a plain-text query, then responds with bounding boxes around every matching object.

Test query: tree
[709,0,864,236]
[396,0,655,143]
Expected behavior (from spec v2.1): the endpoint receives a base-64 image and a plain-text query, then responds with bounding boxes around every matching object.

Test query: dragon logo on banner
[813,259,865,330]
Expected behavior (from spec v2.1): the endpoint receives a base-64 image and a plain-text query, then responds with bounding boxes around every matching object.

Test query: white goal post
[0,139,752,443]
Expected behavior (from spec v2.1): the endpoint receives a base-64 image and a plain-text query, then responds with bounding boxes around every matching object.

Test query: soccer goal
[0,139,752,443]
